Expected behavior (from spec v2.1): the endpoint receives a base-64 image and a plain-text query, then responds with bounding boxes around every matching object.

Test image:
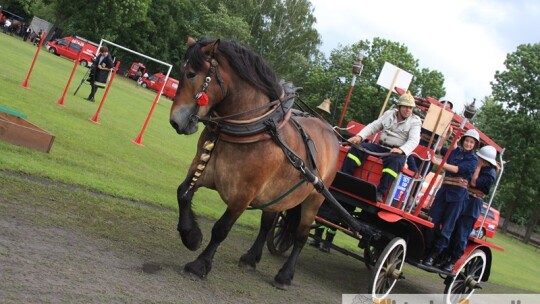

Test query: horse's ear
[186,36,196,47]
[211,39,220,55]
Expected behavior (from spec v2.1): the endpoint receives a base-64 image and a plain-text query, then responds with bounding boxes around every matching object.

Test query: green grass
[0,33,259,226]
[2,34,540,293]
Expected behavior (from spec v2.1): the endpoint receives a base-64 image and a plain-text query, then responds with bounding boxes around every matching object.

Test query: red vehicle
[140,72,179,99]
[124,62,146,80]
[46,36,98,67]
[266,93,506,303]
[473,204,500,239]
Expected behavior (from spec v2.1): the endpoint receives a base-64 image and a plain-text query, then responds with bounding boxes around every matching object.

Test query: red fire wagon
[46,36,98,67]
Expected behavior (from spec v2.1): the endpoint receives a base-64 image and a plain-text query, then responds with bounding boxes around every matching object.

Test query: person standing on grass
[85,46,113,102]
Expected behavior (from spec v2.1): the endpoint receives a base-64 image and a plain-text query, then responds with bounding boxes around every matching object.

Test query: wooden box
[0,111,55,153]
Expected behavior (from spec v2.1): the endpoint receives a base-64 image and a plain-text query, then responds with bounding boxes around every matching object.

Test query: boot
[440,258,458,273]
[422,251,439,267]
[308,227,324,247]
[319,228,336,253]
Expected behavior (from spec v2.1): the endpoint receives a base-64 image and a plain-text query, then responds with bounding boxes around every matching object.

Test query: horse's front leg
[239,211,277,269]
[184,207,242,278]
[177,177,202,251]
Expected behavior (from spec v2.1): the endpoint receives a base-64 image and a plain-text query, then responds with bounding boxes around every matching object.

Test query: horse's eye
[187,71,197,79]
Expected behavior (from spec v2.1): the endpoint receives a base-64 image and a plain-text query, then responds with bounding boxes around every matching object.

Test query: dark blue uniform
[425,146,478,254]
[342,142,406,195]
[450,165,496,259]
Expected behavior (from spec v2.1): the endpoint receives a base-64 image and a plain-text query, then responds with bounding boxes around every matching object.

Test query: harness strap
[247,178,306,210]
[290,114,319,172]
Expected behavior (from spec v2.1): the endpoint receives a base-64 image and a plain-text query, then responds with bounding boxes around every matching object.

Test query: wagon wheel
[266,211,294,255]
[370,237,406,301]
[363,237,385,270]
[444,249,487,304]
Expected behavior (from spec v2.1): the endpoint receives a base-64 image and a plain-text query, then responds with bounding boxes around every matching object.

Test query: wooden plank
[0,112,55,153]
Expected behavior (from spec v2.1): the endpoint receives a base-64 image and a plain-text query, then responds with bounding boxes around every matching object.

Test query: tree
[301,37,446,125]
[477,43,540,242]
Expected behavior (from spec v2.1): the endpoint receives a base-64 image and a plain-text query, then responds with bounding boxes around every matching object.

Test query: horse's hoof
[180,228,203,251]
[271,280,289,290]
[181,269,205,281]
[238,253,257,270]
[184,258,212,279]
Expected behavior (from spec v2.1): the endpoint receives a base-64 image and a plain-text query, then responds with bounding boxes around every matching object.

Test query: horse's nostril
[170,120,179,130]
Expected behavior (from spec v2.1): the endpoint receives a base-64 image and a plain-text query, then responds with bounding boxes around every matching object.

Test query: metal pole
[337,75,357,128]
[337,53,364,128]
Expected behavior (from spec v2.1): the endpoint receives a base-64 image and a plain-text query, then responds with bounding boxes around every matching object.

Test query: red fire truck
[46,36,98,67]
[140,72,179,99]
[124,62,147,80]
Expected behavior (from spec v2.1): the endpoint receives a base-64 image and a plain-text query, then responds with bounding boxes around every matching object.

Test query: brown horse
[169,36,339,289]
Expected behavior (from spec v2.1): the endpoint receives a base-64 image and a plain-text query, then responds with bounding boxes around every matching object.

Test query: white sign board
[376,62,414,93]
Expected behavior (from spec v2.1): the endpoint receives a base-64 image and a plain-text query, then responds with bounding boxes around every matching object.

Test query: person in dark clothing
[86,46,114,102]
[422,128,479,270]
[441,145,497,272]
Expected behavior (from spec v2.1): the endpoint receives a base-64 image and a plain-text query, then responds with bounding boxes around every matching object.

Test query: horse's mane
[184,37,282,101]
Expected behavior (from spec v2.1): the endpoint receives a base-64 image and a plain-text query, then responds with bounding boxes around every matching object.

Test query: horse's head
[169,37,227,135]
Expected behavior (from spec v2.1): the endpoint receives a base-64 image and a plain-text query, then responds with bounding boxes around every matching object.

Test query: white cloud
[310,0,539,112]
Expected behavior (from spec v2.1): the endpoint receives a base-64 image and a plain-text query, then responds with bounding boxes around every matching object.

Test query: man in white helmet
[342,91,422,202]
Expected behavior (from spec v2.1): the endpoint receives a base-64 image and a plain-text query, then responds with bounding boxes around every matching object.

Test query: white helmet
[459,129,480,149]
[397,91,416,107]
[477,145,497,167]
[439,96,453,110]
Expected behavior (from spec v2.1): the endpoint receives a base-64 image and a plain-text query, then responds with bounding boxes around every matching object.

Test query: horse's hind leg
[239,211,277,269]
[273,197,322,290]
[184,207,242,278]
[177,179,203,251]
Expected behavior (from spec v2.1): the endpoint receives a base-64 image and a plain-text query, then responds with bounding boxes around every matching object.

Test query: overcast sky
[310,0,540,112]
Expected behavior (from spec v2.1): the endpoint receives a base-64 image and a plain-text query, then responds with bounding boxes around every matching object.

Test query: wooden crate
[0,111,55,153]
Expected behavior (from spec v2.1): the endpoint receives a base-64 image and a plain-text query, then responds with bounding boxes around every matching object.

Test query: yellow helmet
[397,91,416,107]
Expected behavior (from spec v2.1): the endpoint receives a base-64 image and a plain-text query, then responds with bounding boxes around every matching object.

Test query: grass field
[0,33,258,224]
[1,33,539,293]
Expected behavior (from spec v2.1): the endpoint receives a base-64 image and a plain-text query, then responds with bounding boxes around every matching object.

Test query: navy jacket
[438,146,478,203]
[463,166,496,218]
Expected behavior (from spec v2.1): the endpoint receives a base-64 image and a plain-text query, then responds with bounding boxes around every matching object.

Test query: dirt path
[0,172,526,303]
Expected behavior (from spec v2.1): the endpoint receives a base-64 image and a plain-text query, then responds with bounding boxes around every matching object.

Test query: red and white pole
[22,31,46,89]
[90,61,121,124]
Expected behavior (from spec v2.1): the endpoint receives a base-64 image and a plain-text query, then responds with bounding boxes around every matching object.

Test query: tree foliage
[300,38,446,125]
[476,43,540,241]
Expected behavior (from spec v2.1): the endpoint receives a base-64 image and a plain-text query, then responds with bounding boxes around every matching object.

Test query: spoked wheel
[266,211,294,255]
[370,237,406,301]
[444,249,487,304]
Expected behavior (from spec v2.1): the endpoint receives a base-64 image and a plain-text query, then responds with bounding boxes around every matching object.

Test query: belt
[468,187,485,199]
[442,176,468,189]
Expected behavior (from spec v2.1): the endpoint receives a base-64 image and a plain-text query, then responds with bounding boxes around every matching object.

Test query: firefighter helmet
[459,129,480,149]
[477,145,497,167]
[439,96,453,110]
[397,91,416,107]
